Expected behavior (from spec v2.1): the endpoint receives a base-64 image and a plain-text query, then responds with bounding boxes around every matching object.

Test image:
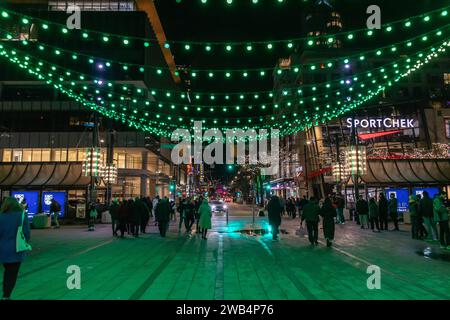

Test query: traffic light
[227,164,234,171]
[169,181,176,192]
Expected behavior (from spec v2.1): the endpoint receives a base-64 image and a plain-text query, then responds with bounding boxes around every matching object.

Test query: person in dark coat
[183,198,195,233]
[109,198,119,236]
[356,196,369,229]
[130,198,142,237]
[420,191,438,241]
[117,200,129,238]
[155,198,171,237]
[194,197,203,234]
[267,195,282,241]
[388,193,399,231]
[368,197,380,232]
[409,195,419,239]
[135,197,150,234]
[126,199,134,235]
[0,197,30,300]
[302,197,320,245]
[177,198,186,232]
[416,194,428,239]
[320,197,336,247]
[378,193,389,230]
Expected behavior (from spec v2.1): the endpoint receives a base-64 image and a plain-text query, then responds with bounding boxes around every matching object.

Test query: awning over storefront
[0,162,91,188]
[361,159,450,185]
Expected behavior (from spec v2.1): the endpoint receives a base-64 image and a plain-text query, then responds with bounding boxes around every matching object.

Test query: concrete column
[140,175,148,197]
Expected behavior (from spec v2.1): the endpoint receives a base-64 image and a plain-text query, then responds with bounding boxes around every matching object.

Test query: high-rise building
[0,1,187,217]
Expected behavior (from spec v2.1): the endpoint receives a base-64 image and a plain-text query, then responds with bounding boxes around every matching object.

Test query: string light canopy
[5,39,440,120]
[0,6,448,55]
[2,25,447,105]
[1,40,446,140]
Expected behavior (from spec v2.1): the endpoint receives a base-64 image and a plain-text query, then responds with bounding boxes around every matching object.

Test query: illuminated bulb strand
[7,24,448,79]
[0,41,446,137]
[6,41,429,115]
[1,6,448,54]
[3,39,444,131]
[3,41,442,136]
[4,26,447,110]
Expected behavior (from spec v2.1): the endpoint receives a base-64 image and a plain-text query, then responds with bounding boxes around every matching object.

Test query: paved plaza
[3,207,450,300]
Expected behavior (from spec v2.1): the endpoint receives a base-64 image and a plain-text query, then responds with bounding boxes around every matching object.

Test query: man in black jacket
[267,195,282,241]
[378,193,389,230]
[155,198,171,237]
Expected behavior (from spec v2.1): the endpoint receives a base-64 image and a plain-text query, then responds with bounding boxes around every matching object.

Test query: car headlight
[212,205,216,210]
[223,205,228,209]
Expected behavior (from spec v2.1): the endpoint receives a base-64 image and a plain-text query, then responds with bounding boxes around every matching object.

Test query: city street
[4,203,450,300]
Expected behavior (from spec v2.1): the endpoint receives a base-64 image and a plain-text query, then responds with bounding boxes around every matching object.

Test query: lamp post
[304,140,311,198]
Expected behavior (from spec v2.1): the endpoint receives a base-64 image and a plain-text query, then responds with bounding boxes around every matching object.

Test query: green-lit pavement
[4,216,450,300]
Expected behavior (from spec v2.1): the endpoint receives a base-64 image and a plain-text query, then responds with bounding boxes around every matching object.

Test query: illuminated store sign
[346,118,416,129]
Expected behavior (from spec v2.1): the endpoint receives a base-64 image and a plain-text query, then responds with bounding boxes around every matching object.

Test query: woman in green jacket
[198,199,212,240]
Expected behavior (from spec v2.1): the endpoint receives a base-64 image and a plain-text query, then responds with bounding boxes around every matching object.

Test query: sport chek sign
[346,118,416,129]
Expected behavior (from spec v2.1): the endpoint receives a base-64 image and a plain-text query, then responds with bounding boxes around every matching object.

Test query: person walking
[433,192,450,249]
[88,202,98,231]
[409,195,419,239]
[152,196,160,225]
[320,197,336,247]
[420,191,438,242]
[109,198,119,236]
[117,200,129,238]
[335,195,345,224]
[184,198,195,233]
[198,199,212,239]
[368,197,380,232]
[378,193,389,231]
[356,196,369,229]
[388,193,399,231]
[177,198,186,232]
[302,197,320,245]
[267,195,282,241]
[299,196,308,226]
[155,198,171,237]
[0,197,31,300]
[49,198,61,229]
[416,194,428,240]
[194,197,202,234]
[140,197,151,234]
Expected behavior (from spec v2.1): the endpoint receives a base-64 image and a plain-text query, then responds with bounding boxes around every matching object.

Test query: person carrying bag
[0,197,31,300]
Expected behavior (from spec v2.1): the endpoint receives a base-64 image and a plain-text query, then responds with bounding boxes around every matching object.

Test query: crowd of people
[0,190,448,300]
[267,191,450,249]
[107,195,213,240]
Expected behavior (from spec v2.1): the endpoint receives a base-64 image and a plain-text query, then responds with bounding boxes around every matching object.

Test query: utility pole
[88,113,99,206]
[304,142,309,198]
[335,133,341,196]
[105,118,115,205]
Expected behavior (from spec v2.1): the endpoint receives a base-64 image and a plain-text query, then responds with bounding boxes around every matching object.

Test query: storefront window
[117,153,126,168]
[2,149,11,162]
[32,150,41,162]
[12,150,23,162]
[41,149,51,162]
[68,149,77,161]
[23,150,32,162]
